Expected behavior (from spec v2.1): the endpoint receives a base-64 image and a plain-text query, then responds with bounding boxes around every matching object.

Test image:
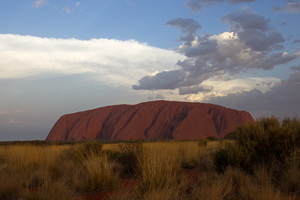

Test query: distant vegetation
[0,117,299,199]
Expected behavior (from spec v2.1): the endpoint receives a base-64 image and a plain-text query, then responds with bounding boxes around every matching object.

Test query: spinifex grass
[80,152,119,192]
[1,119,300,200]
[0,145,75,200]
[139,142,182,193]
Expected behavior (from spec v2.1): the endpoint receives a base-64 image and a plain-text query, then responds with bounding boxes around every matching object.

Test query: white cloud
[147,94,165,100]
[0,34,184,87]
[32,0,48,8]
[184,76,280,101]
[133,9,298,91]
[75,2,81,7]
[0,110,22,116]
[63,6,72,13]
[186,0,255,12]
[204,69,300,118]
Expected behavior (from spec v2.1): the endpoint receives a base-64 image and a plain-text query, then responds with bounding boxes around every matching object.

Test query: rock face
[46,101,254,141]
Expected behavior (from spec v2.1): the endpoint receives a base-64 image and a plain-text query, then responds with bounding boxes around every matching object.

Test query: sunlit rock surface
[46,101,254,141]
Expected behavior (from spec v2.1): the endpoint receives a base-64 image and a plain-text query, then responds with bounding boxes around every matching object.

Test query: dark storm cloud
[186,0,255,12]
[207,70,300,118]
[272,2,300,14]
[166,18,202,43]
[132,7,298,93]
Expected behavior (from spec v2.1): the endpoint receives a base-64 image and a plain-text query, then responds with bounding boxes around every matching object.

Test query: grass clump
[138,143,183,195]
[117,142,143,178]
[80,153,119,192]
[0,145,76,200]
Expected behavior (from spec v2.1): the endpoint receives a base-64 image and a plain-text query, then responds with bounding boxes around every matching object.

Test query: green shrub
[214,142,252,173]
[198,139,208,148]
[281,148,300,193]
[214,117,300,173]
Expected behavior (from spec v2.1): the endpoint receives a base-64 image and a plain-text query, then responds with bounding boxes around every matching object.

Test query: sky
[0,0,300,141]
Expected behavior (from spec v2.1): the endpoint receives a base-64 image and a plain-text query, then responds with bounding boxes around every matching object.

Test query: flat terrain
[1,117,300,199]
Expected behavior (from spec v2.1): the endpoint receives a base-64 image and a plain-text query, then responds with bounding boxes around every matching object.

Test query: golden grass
[193,174,233,200]
[0,145,67,170]
[178,141,202,169]
[80,153,119,192]
[0,145,75,200]
[139,142,182,191]
[102,143,120,152]
[0,138,299,199]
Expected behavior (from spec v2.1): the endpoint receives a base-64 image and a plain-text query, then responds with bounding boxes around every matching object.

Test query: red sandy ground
[78,179,140,200]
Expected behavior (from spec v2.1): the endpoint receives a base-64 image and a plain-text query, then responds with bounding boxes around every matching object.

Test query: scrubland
[0,116,300,200]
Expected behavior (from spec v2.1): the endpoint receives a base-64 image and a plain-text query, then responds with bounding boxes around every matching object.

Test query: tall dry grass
[1,121,300,200]
[178,141,202,169]
[139,142,182,192]
[0,145,75,200]
[80,153,119,192]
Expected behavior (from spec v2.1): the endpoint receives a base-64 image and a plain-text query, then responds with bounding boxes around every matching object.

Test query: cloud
[207,70,300,118]
[183,76,280,101]
[63,6,72,13]
[125,0,135,6]
[291,65,300,71]
[179,85,213,95]
[75,2,81,7]
[132,70,187,90]
[3,119,31,125]
[63,2,82,13]
[0,34,184,87]
[293,39,300,44]
[32,0,48,8]
[133,7,298,93]
[147,94,165,100]
[272,2,300,14]
[166,18,202,43]
[186,0,255,12]
[222,7,284,51]
[0,110,22,116]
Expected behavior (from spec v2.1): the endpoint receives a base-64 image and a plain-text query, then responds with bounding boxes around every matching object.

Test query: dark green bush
[198,139,208,148]
[106,143,143,178]
[214,117,300,173]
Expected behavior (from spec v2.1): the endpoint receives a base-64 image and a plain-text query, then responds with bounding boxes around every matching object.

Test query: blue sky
[0,0,300,141]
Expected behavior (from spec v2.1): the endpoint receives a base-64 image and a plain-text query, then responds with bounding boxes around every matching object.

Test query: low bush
[214,117,300,173]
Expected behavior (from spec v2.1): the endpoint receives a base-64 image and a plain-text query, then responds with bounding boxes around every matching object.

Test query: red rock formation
[46,101,254,141]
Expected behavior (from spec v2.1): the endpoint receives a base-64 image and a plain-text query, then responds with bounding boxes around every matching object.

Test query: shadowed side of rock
[46,101,254,141]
